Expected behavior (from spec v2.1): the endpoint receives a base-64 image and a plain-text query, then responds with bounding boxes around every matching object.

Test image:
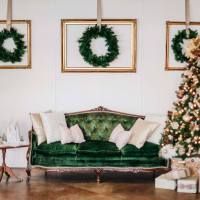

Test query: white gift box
[155,174,176,190]
[177,176,198,193]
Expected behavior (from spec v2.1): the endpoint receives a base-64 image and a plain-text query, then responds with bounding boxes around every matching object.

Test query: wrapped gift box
[171,158,185,169]
[177,176,198,193]
[165,168,190,180]
[155,174,176,190]
[185,157,200,176]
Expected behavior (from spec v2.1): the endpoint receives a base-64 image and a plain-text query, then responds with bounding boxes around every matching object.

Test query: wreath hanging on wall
[0,27,26,63]
[78,25,119,67]
[171,29,198,63]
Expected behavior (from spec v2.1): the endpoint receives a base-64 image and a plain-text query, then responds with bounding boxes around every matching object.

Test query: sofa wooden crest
[26,106,169,182]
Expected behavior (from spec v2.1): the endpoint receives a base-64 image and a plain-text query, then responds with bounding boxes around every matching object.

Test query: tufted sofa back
[65,107,145,141]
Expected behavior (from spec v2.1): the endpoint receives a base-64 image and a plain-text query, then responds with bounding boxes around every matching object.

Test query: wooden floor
[0,169,199,200]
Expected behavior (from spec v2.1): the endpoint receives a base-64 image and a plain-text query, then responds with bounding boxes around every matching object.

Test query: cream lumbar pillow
[109,124,124,143]
[70,124,85,143]
[115,130,132,150]
[40,112,67,144]
[59,125,73,144]
[146,114,166,144]
[128,118,160,149]
[30,113,46,145]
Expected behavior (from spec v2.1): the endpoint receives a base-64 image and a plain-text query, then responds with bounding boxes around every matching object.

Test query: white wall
[0,0,200,167]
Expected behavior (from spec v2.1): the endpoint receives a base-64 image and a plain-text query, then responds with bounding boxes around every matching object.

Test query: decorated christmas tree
[161,36,200,158]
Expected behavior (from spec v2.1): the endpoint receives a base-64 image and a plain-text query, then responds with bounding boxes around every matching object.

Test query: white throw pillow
[109,124,124,143]
[59,125,73,144]
[146,114,167,144]
[70,124,85,143]
[115,130,132,150]
[128,118,160,149]
[30,113,46,145]
[40,112,67,144]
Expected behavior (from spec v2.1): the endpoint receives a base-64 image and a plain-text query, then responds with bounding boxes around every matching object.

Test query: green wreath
[78,25,119,67]
[171,29,198,63]
[0,27,26,63]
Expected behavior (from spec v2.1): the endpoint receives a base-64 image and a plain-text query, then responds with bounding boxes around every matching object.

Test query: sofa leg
[44,170,48,177]
[95,169,103,183]
[152,170,156,179]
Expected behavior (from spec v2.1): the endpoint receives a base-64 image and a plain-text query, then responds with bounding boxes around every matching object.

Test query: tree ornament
[159,144,177,159]
[184,70,193,77]
[183,114,192,122]
[186,138,191,143]
[177,90,185,99]
[189,102,194,109]
[177,144,186,156]
[168,135,174,140]
[182,95,189,102]
[0,28,26,63]
[171,122,179,130]
[78,25,119,67]
[197,88,200,95]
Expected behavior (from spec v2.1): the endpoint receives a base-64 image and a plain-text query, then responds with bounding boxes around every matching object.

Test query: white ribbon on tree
[185,0,190,37]
[6,0,12,30]
[97,0,102,28]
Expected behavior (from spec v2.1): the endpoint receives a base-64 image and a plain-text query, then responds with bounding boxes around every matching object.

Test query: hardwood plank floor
[0,169,199,200]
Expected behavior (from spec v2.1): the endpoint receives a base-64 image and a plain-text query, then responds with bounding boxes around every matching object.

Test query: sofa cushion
[77,140,121,156]
[121,142,159,157]
[35,141,78,156]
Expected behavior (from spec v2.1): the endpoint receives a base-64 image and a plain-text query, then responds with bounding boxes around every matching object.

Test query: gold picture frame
[61,19,137,73]
[165,21,200,71]
[0,20,31,69]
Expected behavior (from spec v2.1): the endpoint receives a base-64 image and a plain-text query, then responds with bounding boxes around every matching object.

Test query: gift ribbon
[185,0,190,37]
[97,0,102,28]
[166,168,191,179]
[6,0,12,30]
[179,184,196,190]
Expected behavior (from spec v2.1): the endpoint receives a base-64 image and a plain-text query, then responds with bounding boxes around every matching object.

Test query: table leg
[1,148,23,183]
[4,166,22,182]
[0,166,3,182]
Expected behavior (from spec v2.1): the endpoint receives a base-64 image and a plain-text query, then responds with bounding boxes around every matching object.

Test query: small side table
[0,144,29,183]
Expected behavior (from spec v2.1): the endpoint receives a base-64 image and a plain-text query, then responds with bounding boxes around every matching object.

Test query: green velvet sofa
[26,106,169,182]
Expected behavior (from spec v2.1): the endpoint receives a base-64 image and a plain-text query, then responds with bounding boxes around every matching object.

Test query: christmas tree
[161,36,200,158]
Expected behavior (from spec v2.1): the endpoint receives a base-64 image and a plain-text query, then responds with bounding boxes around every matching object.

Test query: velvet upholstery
[121,142,160,157]
[66,113,137,141]
[31,152,167,167]
[77,140,121,156]
[35,141,78,156]
[30,110,168,169]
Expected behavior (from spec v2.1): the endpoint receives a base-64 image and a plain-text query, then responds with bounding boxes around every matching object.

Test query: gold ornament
[183,114,192,122]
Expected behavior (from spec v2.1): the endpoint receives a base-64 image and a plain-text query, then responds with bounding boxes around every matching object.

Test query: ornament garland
[0,27,26,63]
[171,29,198,63]
[78,25,119,67]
